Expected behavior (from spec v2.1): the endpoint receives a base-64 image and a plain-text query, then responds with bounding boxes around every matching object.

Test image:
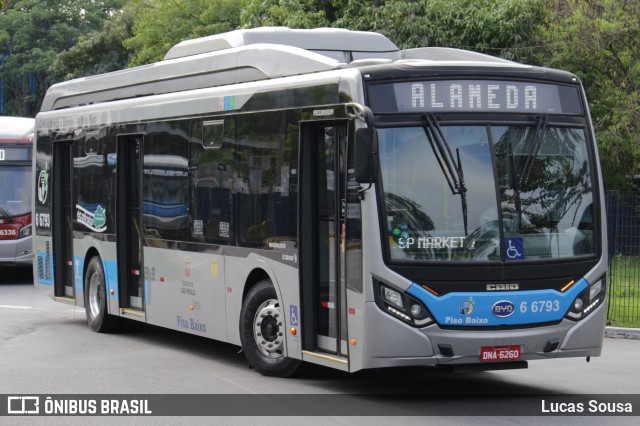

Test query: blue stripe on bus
[406,279,589,327]
[143,202,188,217]
[74,256,85,293]
[103,259,118,299]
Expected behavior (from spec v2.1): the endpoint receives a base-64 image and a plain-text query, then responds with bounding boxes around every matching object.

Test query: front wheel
[84,256,121,333]
[240,279,300,377]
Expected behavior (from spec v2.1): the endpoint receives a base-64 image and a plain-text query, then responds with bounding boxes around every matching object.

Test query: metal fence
[606,191,640,326]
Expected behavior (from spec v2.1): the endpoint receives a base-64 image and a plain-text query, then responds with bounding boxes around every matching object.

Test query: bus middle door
[116,134,144,313]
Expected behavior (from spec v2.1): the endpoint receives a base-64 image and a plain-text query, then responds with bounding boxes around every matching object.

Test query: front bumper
[0,236,33,266]
[361,299,605,369]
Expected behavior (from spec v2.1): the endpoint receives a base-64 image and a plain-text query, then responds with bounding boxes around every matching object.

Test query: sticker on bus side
[290,305,299,326]
[75,204,107,232]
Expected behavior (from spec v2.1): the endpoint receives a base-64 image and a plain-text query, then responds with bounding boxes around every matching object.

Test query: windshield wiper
[0,206,12,222]
[518,115,548,188]
[423,114,468,235]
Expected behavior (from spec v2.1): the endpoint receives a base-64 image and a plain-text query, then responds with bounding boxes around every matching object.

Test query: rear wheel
[240,278,300,377]
[84,256,121,333]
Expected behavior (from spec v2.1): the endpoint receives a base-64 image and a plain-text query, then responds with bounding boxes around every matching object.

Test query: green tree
[51,5,134,81]
[239,0,545,61]
[0,0,123,116]
[240,0,335,28]
[540,0,640,189]
[124,0,243,66]
[335,0,545,59]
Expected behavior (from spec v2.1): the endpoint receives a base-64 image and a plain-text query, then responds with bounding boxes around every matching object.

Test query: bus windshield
[0,166,32,218]
[379,122,595,262]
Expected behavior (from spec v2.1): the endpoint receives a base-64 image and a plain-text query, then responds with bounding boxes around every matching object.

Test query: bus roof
[39,27,539,113]
[164,27,399,60]
[0,116,35,141]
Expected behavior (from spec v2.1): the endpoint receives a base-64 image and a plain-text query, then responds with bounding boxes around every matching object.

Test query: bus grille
[45,241,51,280]
[37,256,44,279]
[37,241,52,282]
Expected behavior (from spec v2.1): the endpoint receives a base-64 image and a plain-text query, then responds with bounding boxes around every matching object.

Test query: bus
[33,27,607,376]
[0,116,34,267]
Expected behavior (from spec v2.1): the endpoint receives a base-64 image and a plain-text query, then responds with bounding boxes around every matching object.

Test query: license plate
[480,345,521,362]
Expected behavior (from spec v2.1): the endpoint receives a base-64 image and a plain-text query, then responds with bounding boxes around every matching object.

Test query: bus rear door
[52,138,74,299]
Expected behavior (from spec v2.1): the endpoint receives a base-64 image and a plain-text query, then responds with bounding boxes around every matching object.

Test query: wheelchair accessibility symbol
[505,237,524,260]
[290,305,299,326]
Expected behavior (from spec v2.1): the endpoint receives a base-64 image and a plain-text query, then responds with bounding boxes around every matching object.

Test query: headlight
[383,286,404,308]
[19,225,32,238]
[589,280,603,302]
[375,279,433,327]
[566,277,606,321]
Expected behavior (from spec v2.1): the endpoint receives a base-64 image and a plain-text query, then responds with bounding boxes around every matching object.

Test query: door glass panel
[316,127,337,342]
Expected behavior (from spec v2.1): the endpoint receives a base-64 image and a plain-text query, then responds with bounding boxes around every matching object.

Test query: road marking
[0,305,35,310]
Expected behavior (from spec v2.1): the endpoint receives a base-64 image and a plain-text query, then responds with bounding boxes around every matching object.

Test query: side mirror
[355,128,377,184]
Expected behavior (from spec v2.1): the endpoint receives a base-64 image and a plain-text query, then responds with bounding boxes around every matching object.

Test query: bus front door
[116,134,144,311]
[300,122,349,358]
[52,139,74,299]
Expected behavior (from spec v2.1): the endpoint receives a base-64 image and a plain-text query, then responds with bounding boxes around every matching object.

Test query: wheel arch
[227,262,284,346]
[237,265,301,377]
[241,263,287,313]
[79,247,102,308]
[242,267,272,301]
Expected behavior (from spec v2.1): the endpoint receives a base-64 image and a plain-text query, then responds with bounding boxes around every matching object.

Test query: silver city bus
[33,28,606,376]
[0,116,34,267]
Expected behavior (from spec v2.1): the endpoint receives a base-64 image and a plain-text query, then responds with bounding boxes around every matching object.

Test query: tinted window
[142,122,190,241]
[73,130,110,233]
[236,112,298,247]
[190,118,236,244]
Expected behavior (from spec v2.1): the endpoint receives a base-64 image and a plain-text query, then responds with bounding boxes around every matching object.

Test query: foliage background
[1,0,638,189]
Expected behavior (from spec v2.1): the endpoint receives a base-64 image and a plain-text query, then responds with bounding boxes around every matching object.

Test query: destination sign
[0,147,31,161]
[368,80,582,114]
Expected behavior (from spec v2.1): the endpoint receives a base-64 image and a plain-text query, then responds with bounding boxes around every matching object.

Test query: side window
[203,120,225,149]
[142,121,190,241]
[73,130,108,233]
[190,118,236,244]
[236,111,298,247]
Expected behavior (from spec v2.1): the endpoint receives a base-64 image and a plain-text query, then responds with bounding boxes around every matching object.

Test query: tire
[84,256,121,333]
[240,278,301,377]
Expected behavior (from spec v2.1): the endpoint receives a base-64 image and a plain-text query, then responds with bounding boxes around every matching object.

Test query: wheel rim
[253,299,284,358]
[88,271,103,318]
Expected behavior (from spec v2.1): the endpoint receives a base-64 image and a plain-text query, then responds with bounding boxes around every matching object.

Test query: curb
[604,326,640,340]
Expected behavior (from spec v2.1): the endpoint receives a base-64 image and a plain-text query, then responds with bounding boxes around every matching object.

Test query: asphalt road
[1,267,638,425]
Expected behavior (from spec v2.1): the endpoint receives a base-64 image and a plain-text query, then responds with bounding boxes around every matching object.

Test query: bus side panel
[143,246,227,342]
[33,133,53,288]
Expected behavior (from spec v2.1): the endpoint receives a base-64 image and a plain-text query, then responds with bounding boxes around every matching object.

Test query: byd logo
[492,300,515,318]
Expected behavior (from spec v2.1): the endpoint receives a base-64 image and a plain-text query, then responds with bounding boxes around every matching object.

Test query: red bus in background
[0,116,34,266]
